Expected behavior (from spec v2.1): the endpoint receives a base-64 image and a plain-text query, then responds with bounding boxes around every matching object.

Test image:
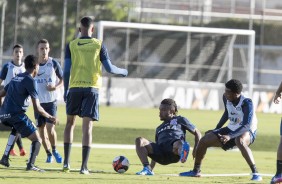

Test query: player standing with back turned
[63,16,128,174]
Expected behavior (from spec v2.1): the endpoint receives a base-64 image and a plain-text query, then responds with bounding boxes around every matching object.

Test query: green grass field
[0,105,281,183]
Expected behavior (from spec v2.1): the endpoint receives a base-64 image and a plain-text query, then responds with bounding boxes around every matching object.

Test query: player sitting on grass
[135,98,202,175]
[180,79,262,181]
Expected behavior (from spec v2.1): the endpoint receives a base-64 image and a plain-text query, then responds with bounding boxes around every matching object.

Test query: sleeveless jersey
[34,57,62,103]
[226,95,257,133]
[0,61,25,86]
[69,38,102,88]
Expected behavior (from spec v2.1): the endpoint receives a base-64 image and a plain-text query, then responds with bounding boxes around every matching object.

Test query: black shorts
[148,142,180,165]
[35,101,57,127]
[212,127,256,151]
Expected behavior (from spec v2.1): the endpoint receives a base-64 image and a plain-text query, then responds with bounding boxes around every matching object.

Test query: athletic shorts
[0,113,36,138]
[212,127,256,151]
[148,141,180,165]
[35,101,57,127]
[66,88,99,121]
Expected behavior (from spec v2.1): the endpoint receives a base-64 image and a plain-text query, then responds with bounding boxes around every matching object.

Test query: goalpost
[97,21,255,96]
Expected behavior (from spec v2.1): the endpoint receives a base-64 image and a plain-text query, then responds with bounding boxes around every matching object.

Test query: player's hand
[46,84,56,91]
[218,134,230,144]
[274,93,281,104]
[49,116,59,125]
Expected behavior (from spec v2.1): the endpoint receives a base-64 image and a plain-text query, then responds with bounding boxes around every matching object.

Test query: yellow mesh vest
[69,38,102,88]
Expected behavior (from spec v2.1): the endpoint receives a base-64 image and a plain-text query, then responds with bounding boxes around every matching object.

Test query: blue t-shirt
[155,116,196,145]
[2,72,38,114]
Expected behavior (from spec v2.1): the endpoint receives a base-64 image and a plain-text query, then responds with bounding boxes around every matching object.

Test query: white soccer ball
[112,155,130,173]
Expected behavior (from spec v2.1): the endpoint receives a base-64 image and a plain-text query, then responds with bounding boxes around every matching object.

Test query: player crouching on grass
[180,79,262,181]
[135,98,202,175]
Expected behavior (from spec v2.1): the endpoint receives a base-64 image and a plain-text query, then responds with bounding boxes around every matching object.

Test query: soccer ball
[112,156,129,173]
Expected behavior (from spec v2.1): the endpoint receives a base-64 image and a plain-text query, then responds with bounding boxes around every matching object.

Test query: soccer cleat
[180,141,190,163]
[26,164,45,172]
[46,154,53,163]
[179,170,201,177]
[52,150,62,163]
[136,167,154,175]
[271,174,282,184]
[10,149,18,156]
[251,173,262,181]
[63,164,70,173]
[80,168,89,175]
[0,155,10,167]
[20,148,26,156]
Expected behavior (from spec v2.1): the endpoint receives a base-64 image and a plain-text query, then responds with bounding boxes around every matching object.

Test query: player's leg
[172,140,190,163]
[180,131,221,177]
[271,119,282,184]
[135,137,154,175]
[13,114,44,172]
[16,134,26,156]
[9,133,18,156]
[45,101,62,163]
[63,114,76,172]
[46,122,62,163]
[0,128,17,167]
[38,123,52,163]
[80,117,93,174]
[235,131,262,181]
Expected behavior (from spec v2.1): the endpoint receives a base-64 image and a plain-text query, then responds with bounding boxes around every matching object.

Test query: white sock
[4,134,16,156]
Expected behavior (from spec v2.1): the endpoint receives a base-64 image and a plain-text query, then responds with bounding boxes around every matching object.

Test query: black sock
[81,146,90,170]
[64,143,72,165]
[142,162,150,168]
[46,149,52,156]
[193,163,201,172]
[276,160,282,175]
[52,146,56,152]
[16,134,23,150]
[250,164,258,173]
[28,141,41,166]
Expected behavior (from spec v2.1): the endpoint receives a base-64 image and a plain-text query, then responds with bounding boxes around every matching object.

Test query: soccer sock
[46,149,52,156]
[52,146,56,152]
[64,143,72,165]
[81,146,91,169]
[276,160,282,175]
[142,162,150,168]
[16,134,23,150]
[27,141,41,165]
[193,163,201,172]
[4,134,16,157]
[250,164,258,173]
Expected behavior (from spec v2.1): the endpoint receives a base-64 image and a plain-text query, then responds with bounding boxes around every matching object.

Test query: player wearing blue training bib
[0,55,58,172]
[63,16,128,174]
[135,98,201,175]
[180,79,262,181]
[0,44,27,157]
[34,39,63,164]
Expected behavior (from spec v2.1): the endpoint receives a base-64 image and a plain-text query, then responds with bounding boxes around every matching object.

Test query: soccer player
[63,16,128,174]
[34,39,63,163]
[135,98,202,175]
[179,79,262,181]
[0,44,26,157]
[271,82,282,184]
[0,55,57,171]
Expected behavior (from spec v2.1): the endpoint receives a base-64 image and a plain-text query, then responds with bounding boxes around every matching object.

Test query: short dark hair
[80,16,94,28]
[160,98,178,114]
[13,44,23,50]
[24,55,38,70]
[225,79,243,94]
[37,39,49,46]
